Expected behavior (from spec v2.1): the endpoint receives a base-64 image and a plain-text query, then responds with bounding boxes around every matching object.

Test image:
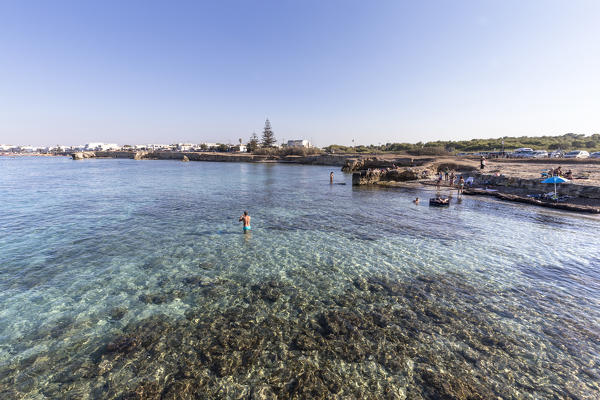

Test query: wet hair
[243,211,248,216]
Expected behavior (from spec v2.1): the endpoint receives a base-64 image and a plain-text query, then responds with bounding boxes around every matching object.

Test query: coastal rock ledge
[71,152,96,160]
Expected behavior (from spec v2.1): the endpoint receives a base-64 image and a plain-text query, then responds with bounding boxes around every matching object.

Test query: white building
[175,143,194,151]
[287,139,312,148]
[85,143,119,151]
[48,145,69,152]
[18,146,37,153]
[145,144,170,151]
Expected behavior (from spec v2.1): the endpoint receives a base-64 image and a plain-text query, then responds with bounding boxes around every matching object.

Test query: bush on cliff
[407,147,451,156]
[252,147,323,156]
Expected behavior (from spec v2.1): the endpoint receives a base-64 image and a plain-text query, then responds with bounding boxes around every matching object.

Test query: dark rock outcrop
[352,167,428,185]
[342,156,420,172]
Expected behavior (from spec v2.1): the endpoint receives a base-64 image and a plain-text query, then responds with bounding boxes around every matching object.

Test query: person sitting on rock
[555,166,562,176]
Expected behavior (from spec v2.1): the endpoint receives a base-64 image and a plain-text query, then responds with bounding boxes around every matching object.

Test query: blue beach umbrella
[541,176,570,198]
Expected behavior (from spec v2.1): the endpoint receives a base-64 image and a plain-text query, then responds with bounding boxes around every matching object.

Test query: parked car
[564,150,590,159]
[512,148,534,158]
[550,150,564,158]
[531,150,548,158]
[590,151,600,158]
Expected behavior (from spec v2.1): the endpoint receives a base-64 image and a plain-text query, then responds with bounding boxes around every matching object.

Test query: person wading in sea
[458,176,465,196]
[239,211,251,233]
[330,171,334,183]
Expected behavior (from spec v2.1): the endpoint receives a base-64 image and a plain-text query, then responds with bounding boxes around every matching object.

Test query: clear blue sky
[1,0,599,147]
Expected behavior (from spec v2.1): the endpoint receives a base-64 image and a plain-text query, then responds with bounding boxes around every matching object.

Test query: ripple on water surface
[0,157,599,399]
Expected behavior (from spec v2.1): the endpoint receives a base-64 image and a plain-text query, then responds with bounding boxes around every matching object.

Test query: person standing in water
[330,171,334,183]
[239,211,251,233]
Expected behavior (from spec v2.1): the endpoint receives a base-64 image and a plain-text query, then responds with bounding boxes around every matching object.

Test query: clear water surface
[1,156,599,399]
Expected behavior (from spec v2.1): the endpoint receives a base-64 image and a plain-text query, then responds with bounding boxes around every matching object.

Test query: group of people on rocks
[547,166,573,179]
[436,170,467,195]
[436,169,464,187]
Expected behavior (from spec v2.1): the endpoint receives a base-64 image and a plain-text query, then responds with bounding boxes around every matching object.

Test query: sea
[1,156,599,399]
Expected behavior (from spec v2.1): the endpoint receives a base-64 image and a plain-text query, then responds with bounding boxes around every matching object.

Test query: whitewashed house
[287,139,312,148]
[85,143,119,151]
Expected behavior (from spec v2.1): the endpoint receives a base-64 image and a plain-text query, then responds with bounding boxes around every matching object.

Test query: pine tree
[261,119,276,148]
[247,132,259,152]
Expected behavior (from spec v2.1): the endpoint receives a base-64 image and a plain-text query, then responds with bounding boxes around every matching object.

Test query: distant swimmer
[413,197,419,204]
[239,211,251,233]
[330,171,334,183]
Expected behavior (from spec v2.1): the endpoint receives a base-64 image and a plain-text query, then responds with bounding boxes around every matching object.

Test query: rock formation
[71,152,96,160]
[133,151,148,160]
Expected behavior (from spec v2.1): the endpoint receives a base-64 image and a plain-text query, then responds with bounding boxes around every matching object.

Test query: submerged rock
[105,335,138,353]
[109,307,127,320]
[4,274,596,399]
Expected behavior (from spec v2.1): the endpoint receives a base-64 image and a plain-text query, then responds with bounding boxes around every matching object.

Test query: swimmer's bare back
[239,212,251,231]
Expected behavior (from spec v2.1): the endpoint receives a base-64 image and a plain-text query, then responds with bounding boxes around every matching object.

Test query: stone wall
[78,151,355,166]
[94,151,144,159]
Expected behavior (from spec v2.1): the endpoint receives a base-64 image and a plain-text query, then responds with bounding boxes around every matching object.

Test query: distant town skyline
[1,1,599,147]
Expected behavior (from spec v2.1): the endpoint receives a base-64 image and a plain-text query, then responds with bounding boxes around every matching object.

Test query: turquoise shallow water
[1,156,599,399]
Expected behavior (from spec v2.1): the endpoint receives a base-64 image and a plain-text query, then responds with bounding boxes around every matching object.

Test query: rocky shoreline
[346,157,600,214]
[463,188,600,213]
[69,151,600,214]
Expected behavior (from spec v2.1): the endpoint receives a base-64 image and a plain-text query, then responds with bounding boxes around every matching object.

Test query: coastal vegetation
[247,132,260,152]
[252,146,322,156]
[261,119,277,148]
[324,133,600,154]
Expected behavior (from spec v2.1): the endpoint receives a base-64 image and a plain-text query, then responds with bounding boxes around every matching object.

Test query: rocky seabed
[1,269,598,399]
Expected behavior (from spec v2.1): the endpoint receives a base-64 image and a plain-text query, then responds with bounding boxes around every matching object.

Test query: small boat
[429,197,450,207]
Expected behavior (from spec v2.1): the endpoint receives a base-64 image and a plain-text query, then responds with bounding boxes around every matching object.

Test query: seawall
[74,151,357,167]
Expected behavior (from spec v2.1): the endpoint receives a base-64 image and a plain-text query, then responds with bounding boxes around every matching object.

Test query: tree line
[246,118,277,152]
[323,133,600,154]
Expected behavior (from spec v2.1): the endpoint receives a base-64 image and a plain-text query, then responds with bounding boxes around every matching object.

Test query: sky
[1,0,599,147]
